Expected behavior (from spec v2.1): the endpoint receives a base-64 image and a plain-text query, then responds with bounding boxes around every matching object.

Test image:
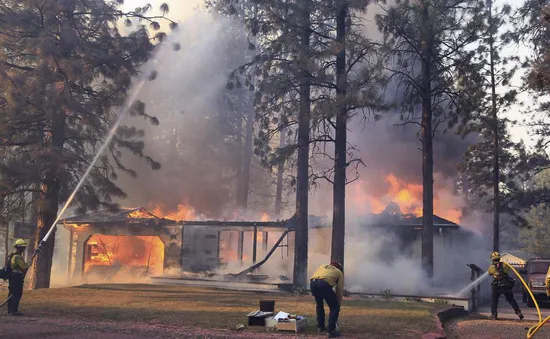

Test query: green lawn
[9,284,438,338]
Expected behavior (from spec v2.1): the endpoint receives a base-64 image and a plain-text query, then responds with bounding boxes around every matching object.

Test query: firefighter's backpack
[0,253,16,280]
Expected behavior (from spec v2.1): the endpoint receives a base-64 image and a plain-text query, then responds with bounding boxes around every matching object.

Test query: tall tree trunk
[293,0,311,290]
[488,0,500,252]
[29,112,65,289]
[26,182,40,260]
[275,123,285,217]
[3,225,8,263]
[241,106,254,209]
[331,2,348,267]
[420,3,434,279]
[236,108,244,208]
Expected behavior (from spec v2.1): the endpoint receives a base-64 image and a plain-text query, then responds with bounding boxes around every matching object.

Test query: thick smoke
[115,9,259,217]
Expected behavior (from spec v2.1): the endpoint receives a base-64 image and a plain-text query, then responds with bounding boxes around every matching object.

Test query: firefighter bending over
[488,251,523,320]
[310,261,344,338]
[7,239,29,316]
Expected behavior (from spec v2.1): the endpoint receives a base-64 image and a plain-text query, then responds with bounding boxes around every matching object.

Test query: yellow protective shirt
[546,266,550,297]
[310,264,345,304]
[488,263,510,279]
[9,252,29,274]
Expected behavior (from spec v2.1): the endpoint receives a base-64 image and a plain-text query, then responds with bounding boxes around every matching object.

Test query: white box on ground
[276,318,307,333]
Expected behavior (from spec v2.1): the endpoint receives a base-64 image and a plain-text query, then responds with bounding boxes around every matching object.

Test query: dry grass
[12,284,437,337]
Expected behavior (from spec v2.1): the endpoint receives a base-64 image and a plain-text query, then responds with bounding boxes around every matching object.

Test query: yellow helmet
[14,239,28,248]
[490,251,501,260]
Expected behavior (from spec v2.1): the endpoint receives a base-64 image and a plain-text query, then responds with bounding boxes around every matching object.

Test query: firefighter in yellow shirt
[546,265,550,299]
[7,239,29,316]
[310,261,344,338]
[488,252,523,320]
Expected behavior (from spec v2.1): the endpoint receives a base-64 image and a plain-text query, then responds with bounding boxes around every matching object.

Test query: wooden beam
[233,231,289,277]
[238,231,244,264]
[252,227,258,263]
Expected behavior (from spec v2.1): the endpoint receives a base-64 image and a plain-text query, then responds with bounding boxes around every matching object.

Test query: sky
[124,0,535,147]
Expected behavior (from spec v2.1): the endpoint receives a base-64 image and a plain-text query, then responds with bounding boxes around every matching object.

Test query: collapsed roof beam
[232,230,289,278]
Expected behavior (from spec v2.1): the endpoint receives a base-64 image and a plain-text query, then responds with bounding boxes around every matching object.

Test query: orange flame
[261,213,269,222]
[84,235,164,276]
[351,174,462,224]
[150,204,195,221]
[127,208,153,219]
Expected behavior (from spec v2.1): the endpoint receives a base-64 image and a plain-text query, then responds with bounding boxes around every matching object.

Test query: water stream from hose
[454,271,489,297]
[41,79,148,243]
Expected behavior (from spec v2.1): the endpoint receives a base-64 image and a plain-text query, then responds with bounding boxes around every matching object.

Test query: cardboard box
[276,318,307,333]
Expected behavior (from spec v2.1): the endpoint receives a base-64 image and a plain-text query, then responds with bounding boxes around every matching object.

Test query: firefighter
[7,239,29,316]
[488,251,523,320]
[310,261,344,338]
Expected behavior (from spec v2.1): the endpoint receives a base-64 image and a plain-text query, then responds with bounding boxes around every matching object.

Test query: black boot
[516,310,524,320]
[491,313,498,320]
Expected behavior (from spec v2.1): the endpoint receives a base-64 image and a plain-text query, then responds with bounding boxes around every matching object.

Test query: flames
[150,204,196,221]
[84,235,165,276]
[351,173,462,224]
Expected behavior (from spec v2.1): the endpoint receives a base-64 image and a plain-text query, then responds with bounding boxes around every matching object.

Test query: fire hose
[503,262,550,338]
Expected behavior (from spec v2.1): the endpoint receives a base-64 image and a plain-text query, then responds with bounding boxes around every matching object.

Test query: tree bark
[3,221,8,263]
[331,2,348,267]
[28,111,65,289]
[235,104,244,208]
[488,0,500,253]
[26,182,40,260]
[293,0,311,290]
[275,124,285,217]
[241,106,254,209]
[420,2,434,279]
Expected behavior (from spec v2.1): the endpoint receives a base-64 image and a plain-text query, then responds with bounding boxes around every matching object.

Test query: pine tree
[0,1,176,289]
[212,1,388,278]
[376,0,485,278]
[457,0,518,251]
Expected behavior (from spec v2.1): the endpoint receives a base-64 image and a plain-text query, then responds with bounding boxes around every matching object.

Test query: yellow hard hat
[490,251,501,260]
[14,239,28,248]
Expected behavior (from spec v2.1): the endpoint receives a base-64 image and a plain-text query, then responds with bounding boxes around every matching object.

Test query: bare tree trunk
[331,2,348,267]
[420,3,434,279]
[29,112,65,289]
[241,106,254,209]
[488,0,500,253]
[236,107,244,208]
[3,221,8,263]
[26,182,40,260]
[293,0,311,290]
[275,126,285,217]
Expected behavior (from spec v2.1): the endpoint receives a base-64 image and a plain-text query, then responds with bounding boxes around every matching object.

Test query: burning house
[61,208,296,283]
[309,201,473,261]
[60,196,474,293]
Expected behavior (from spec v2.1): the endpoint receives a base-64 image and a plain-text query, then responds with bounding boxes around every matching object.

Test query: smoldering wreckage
[17,199,487,310]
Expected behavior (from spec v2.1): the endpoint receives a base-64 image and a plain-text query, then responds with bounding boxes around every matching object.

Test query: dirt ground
[445,316,550,339]
[445,298,550,338]
[0,284,443,339]
[0,315,349,339]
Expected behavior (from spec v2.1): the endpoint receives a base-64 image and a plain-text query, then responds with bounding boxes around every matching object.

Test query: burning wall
[84,235,165,279]
[63,208,183,284]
